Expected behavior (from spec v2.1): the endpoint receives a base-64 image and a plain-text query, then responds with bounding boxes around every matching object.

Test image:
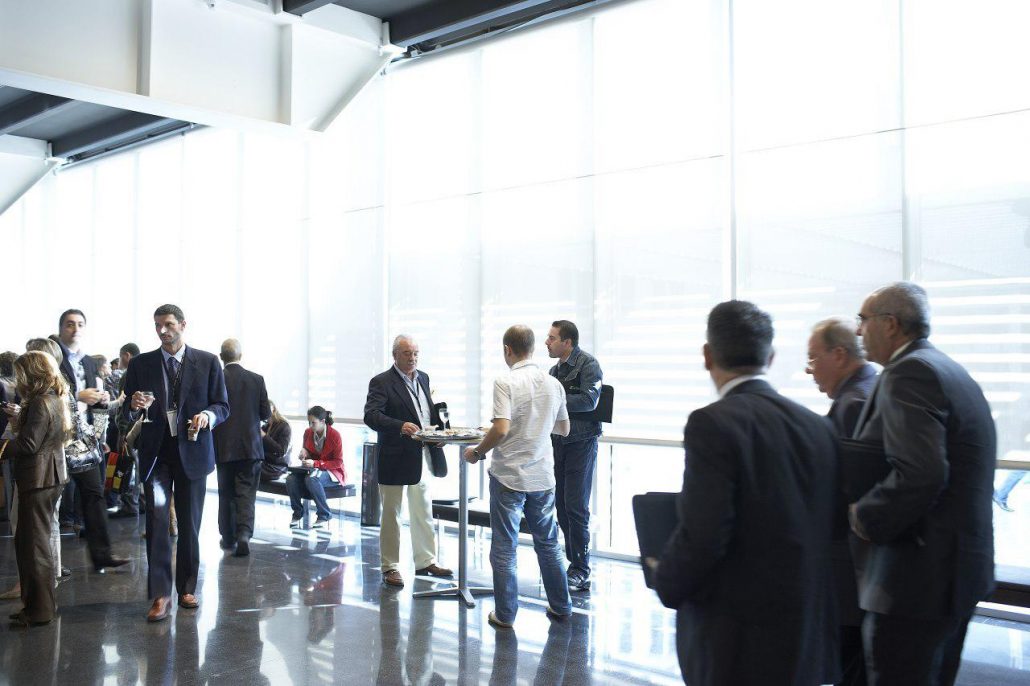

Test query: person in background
[111,343,143,518]
[363,335,452,587]
[544,320,603,592]
[0,351,71,626]
[260,401,292,482]
[0,351,17,437]
[465,325,572,629]
[213,339,270,557]
[851,282,996,686]
[653,301,839,685]
[286,406,344,529]
[53,309,126,572]
[806,316,877,686]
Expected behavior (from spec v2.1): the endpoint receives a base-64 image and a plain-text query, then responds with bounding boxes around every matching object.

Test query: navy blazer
[363,367,447,486]
[852,338,995,620]
[121,345,230,482]
[828,362,877,438]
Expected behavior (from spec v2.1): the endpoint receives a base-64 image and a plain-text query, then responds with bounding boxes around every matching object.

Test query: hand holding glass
[140,391,155,423]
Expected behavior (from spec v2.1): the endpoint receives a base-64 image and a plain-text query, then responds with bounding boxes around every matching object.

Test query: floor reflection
[0,497,1027,685]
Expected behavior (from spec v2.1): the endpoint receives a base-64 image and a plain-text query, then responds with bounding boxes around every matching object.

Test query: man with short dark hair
[54,309,128,571]
[213,338,270,557]
[465,325,572,628]
[109,342,145,517]
[122,304,229,621]
[851,282,996,686]
[654,300,839,685]
[544,319,603,591]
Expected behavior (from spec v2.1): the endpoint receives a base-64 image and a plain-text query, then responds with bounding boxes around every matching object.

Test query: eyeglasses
[856,312,894,325]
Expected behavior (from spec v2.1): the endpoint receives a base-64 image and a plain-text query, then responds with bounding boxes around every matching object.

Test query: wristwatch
[472,448,482,462]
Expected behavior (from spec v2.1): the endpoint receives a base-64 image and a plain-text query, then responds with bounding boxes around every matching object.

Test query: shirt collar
[393,365,417,382]
[888,340,914,363]
[511,359,537,371]
[161,345,186,365]
[224,361,241,367]
[717,373,767,398]
[560,347,581,367]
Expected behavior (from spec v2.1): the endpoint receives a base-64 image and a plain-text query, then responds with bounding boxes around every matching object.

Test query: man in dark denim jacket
[545,320,603,591]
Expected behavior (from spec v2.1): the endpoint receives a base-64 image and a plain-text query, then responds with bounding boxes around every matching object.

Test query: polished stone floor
[0,495,1027,685]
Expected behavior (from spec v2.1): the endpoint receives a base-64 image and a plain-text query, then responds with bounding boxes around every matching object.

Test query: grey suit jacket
[852,338,995,619]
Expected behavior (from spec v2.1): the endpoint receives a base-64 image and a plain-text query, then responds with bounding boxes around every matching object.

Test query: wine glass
[438,405,450,429]
[140,391,155,423]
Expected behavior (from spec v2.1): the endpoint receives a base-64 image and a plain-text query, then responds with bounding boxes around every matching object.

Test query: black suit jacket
[213,364,270,463]
[57,343,101,422]
[655,379,839,686]
[363,367,446,486]
[120,346,230,482]
[829,362,877,438]
[852,338,995,620]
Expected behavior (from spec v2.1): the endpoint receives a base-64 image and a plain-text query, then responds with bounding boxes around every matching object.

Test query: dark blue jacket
[549,347,603,444]
[121,345,230,482]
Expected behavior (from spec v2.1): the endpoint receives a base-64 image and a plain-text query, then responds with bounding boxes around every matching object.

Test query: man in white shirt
[464,325,572,629]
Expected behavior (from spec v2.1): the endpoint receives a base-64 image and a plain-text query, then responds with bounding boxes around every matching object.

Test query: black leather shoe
[94,557,130,573]
[233,539,250,557]
[220,538,235,550]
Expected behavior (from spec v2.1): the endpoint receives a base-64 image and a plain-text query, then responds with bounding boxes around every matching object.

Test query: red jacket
[303,426,345,485]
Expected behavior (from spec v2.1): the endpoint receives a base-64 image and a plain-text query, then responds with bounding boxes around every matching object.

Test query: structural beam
[51,112,185,160]
[390,0,582,47]
[0,93,74,136]
[283,0,336,16]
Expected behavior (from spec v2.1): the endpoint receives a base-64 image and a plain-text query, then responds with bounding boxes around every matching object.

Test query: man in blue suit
[122,304,229,622]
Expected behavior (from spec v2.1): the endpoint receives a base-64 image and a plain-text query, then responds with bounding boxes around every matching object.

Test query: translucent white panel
[593,0,727,172]
[386,52,477,204]
[737,133,904,407]
[308,208,385,418]
[387,195,480,427]
[479,178,594,421]
[135,137,184,339]
[0,198,28,350]
[51,165,96,325]
[904,0,1030,126]
[91,155,137,357]
[595,158,729,439]
[598,443,685,555]
[327,77,385,212]
[733,0,900,149]
[481,21,591,190]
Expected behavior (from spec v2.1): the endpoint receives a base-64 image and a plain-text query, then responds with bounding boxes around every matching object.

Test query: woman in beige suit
[0,351,71,626]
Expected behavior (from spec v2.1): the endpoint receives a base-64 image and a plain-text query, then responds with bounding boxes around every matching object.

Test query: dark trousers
[863,610,972,686]
[58,478,79,525]
[68,462,114,565]
[286,470,333,519]
[216,460,261,544]
[144,436,206,600]
[838,625,867,686]
[118,450,145,515]
[553,437,597,576]
[15,485,63,623]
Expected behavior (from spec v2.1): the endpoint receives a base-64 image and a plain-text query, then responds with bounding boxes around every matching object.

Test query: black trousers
[216,460,261,544]
[15,485,63,623]
[864,610,972,686]
[69,462,114,565]
[144,436,206,600]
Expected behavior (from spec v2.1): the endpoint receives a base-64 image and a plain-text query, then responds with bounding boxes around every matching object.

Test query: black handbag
[66,399,104,474]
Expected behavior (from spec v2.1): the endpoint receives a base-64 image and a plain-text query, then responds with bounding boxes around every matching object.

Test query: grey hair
[870,281,931,339]
[220,338,242,363]
[392,335,416,356]
[812,316,865,359]
[25,337,63,364]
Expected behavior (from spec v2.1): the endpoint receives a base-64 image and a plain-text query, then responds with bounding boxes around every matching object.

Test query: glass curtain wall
[1,0,1028,567]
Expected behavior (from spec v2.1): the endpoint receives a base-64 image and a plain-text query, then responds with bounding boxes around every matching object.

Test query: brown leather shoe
[147,597,172,622]
[178,593,199,609]
[382,570,404,587]
[415,564,453,578]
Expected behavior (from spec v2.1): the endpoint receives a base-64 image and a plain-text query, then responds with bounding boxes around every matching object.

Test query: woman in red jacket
[286,406,345,528]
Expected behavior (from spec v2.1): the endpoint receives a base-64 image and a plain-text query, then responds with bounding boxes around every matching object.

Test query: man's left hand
[848,503,871,542]
[191,413,210,431]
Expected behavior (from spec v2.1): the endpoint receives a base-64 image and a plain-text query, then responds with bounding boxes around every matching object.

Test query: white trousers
[379,471,436,571]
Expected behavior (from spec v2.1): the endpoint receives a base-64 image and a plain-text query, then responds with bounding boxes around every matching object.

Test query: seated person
[286,406,345,528]
[260,401,293,482]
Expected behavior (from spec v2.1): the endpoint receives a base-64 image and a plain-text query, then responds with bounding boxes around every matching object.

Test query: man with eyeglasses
[806,316,877,686]
[850,282,995,686]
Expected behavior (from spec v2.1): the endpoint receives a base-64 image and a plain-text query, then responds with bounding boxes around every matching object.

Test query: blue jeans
[553,437,597,577]
[489,475,571,624]
[996,470,1027,502]
[286,470,334,520]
